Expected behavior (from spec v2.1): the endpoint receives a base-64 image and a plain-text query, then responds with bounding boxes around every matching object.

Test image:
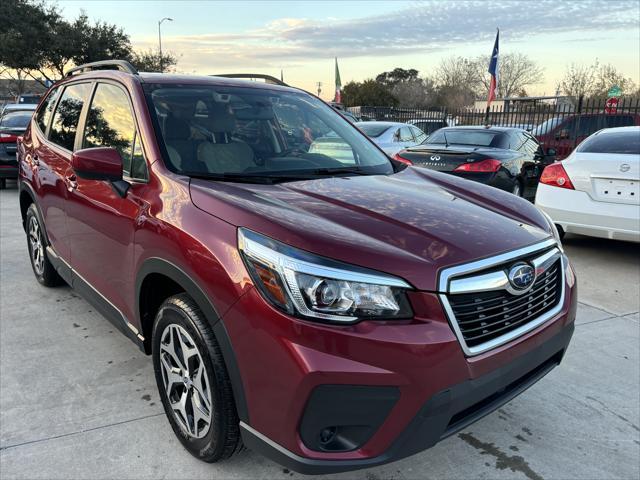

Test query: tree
[474,53,544,98]
[342,79,398,107]
[557,62,598,100]
[592,63,637,98]
[375,68,419,88]
[129,49,178,73]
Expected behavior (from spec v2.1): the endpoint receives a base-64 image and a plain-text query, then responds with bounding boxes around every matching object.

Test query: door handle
[66,174,78,191]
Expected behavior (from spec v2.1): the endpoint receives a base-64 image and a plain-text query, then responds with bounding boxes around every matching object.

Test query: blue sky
[56,0,640,99]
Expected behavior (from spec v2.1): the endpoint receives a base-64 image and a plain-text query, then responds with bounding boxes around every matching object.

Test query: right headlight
[238,228,413,323]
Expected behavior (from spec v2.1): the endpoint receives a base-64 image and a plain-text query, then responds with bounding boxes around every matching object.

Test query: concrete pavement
[1,181,638,480]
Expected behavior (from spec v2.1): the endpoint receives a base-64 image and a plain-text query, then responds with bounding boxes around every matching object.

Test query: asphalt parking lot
[1,180,638,480]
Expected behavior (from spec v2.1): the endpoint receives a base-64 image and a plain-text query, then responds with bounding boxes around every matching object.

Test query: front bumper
[241,322,573,475]
[222,260,577,474]
[536,183,640,242]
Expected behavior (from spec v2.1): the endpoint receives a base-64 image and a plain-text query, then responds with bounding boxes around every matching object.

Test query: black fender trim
[18,180,44,235]
[135,257,249,423]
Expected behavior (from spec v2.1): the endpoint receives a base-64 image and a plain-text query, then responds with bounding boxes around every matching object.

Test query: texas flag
[487,29,499,106]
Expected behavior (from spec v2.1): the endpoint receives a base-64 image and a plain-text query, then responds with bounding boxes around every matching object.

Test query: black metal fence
[347,97,640,135]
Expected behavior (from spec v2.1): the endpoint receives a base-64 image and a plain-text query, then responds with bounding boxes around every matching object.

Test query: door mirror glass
[72,147,123,181]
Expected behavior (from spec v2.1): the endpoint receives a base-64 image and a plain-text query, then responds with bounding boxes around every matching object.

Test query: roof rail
[65,60,139,77]
[211,73,288,87]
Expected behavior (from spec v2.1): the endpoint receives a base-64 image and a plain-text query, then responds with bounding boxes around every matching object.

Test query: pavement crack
[586,396,640,433]
[0,413,165,452]
[459,432,544,480]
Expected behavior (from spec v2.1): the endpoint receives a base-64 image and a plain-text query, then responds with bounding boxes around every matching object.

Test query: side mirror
[72,147,123,182]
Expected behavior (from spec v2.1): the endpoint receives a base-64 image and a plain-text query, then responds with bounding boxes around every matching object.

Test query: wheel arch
[136,257,249,423]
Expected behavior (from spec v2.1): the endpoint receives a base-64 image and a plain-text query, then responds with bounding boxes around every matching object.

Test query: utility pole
[316,82,322,97]
[158,17,173,73]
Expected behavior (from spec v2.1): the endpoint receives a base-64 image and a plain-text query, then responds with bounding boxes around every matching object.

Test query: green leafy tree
[129,49,178,73]
[342,79,398,107]
[375,68,419,88]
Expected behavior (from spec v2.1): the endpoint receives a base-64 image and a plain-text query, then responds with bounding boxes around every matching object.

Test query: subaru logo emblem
[508,263,535,291]
[620,163,630,173]
[430,155,441,162]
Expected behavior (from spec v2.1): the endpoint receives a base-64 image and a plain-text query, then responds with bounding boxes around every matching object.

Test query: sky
[55,0,640,100]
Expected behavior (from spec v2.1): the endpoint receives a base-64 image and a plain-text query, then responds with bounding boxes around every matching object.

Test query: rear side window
[83,83,146,180]
[410,126,427,143]
[399,127,413,142]
[605,115,634,128]
[578,131,640,154]
[36,87,61,133]
[49,83,92,151]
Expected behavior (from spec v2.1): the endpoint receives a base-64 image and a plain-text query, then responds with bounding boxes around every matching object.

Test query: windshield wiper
[307,166,371,176]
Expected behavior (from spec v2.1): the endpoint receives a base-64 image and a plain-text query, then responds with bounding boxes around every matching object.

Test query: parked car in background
[395,126,554,199]
[0,104,36,188]
[355,121,426,155]
[407,118,448,136]
[18,60,575,475]
[18,93,42,105]
[329,102,361,123]
[533,113,640,159]
[536,127,640,242]
[495,123,534,132]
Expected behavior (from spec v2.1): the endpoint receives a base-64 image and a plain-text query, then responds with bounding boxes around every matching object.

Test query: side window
[399,126,413,142]
[36,87,61,133]
[605,115,634,128]
[509,132,526,151]
[577,116,603,137]
[411,126,427,143]
[556,118,576,139]
[83,83,146,179]
[49,83,91,151]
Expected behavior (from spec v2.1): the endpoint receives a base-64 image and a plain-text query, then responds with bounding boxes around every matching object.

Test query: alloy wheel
[159,324,213,439]
[28,216,45,276]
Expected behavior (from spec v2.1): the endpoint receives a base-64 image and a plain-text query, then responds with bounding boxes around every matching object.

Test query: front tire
[25,204,62,287]
[152,293,242,462]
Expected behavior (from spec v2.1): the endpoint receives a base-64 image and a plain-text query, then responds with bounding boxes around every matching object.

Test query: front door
[65,81,150,324]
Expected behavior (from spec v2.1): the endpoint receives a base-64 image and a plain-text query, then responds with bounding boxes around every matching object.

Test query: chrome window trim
[439,238,565,357]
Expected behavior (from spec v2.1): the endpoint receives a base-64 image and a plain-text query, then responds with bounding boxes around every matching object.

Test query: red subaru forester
[17,61,576,474]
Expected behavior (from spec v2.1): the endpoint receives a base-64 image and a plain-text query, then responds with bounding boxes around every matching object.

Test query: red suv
[17,61,576,474]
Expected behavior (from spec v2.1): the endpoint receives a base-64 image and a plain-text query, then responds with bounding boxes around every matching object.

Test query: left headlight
[238,228,413,323]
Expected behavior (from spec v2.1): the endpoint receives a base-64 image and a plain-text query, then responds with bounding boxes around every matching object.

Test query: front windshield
[0,111,33,128]
[146,85,394,180]
[532,117,563,136]
[426,129,498,147]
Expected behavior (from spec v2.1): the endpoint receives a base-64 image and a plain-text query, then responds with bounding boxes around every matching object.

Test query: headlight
[238,228,413,323]
[540,210,563,251]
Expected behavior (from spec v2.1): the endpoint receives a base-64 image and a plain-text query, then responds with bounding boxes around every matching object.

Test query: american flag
[487,29,499,106]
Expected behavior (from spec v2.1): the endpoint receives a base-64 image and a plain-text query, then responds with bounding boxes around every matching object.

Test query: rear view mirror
[72,147,123,182]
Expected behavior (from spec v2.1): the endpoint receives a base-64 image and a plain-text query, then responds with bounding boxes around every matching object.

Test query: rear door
[66,81,150,323]
[31,83,92,262]
[563,130,640,206]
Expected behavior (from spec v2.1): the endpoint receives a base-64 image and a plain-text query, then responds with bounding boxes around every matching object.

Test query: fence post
[573,95,584,150]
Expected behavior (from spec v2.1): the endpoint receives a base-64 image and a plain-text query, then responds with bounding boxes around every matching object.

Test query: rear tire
[25,204,63,287]
[152,293,242,463]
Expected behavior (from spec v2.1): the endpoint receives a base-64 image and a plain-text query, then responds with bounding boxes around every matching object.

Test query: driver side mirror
[72,147,129,197]
[72,147,123,181]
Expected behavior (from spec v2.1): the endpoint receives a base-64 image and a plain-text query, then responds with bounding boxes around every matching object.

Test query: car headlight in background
[238,228,413,323]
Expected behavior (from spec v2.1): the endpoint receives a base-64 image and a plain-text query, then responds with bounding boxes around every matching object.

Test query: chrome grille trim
[439,238,565,356]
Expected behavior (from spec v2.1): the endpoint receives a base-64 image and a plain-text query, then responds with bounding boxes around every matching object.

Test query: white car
[355,121,426,156]
[535,126,640,242]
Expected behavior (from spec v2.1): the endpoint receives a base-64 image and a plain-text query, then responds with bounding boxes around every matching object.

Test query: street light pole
[158,17,173,73]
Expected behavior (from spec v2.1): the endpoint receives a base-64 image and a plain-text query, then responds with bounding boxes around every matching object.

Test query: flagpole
[485,27,499,126]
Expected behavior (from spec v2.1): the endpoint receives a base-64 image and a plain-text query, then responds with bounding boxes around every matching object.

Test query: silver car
[355,121,426,155]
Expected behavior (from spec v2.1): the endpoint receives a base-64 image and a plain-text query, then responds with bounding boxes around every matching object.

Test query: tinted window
[356,123,392,138]
[83,83,140,177]
[577,130,640,154]
[0,111,33,128]
[605,115,634,128]
[49,83,91,150]
[509,131,527,151]
[36,87,61,133]
[427,129,498,147]
[532,117,563,136]
[577,116,604,137]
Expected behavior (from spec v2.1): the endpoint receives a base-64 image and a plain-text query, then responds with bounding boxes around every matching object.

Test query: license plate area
[592,178,639,204]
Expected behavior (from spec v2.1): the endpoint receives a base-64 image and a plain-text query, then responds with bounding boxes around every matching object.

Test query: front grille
[448,259,562,348]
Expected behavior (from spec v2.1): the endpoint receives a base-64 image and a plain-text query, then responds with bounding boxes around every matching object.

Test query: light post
[158,17,173,73]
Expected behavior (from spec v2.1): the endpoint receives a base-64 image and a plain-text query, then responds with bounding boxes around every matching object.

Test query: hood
[190,167,551,291]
